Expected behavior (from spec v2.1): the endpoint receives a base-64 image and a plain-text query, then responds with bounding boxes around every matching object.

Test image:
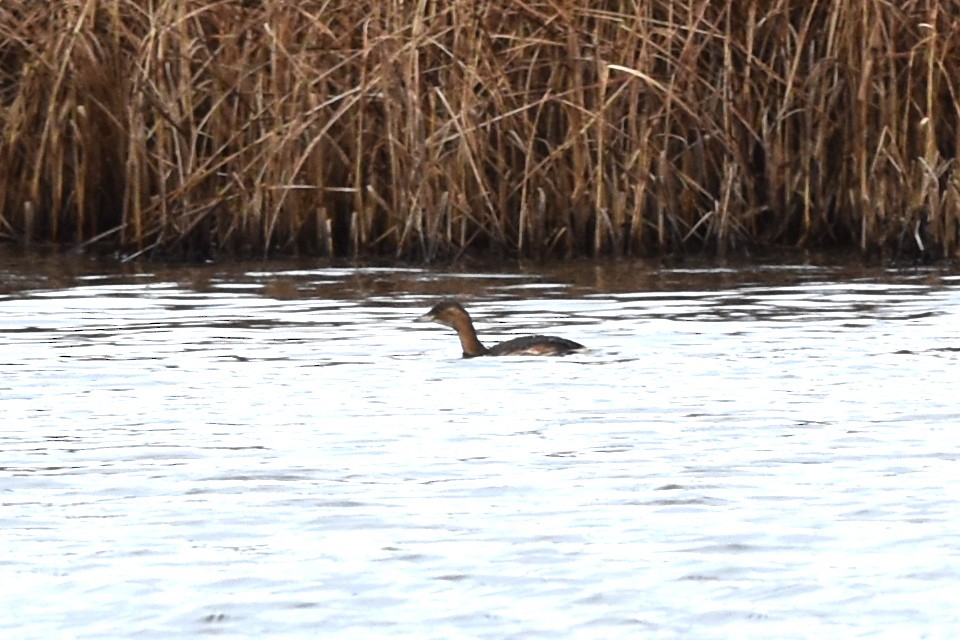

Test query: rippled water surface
[2,255,959,638]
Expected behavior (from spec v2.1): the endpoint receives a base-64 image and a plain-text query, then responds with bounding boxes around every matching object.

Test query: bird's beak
[415,312,435,323]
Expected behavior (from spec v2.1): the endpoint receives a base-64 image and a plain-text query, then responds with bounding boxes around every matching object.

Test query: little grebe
[416,300,585,357]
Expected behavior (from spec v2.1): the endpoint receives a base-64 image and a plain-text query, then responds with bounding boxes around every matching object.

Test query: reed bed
[1,0,959,261]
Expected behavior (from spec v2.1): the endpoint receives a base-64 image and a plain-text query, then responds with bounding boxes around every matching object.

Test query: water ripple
[1,260,959,638]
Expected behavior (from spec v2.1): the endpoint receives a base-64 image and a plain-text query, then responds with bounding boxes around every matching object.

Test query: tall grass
[1,0,958,261]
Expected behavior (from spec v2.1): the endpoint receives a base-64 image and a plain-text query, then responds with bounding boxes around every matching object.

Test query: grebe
[416,300,585,358]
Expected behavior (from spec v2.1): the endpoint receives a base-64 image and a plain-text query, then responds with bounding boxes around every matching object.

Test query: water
[2,256,959,638]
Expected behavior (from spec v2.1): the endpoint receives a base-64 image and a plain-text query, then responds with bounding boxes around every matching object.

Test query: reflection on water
[2,255,959,638]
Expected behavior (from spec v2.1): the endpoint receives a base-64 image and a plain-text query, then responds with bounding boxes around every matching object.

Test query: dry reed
[1,0,958,261]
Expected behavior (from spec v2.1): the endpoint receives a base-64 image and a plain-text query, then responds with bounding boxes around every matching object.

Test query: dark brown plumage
[416,300,585,358]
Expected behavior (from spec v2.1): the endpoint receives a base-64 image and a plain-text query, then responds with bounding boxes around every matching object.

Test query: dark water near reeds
[2,254,959,639]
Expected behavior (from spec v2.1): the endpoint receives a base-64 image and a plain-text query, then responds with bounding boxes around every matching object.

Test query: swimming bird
[416,299,585,358]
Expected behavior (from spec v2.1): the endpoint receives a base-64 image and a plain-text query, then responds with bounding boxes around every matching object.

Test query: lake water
[2,255,959,638]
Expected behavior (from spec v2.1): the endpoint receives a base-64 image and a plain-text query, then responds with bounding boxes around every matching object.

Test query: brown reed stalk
[0,0,958,261]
